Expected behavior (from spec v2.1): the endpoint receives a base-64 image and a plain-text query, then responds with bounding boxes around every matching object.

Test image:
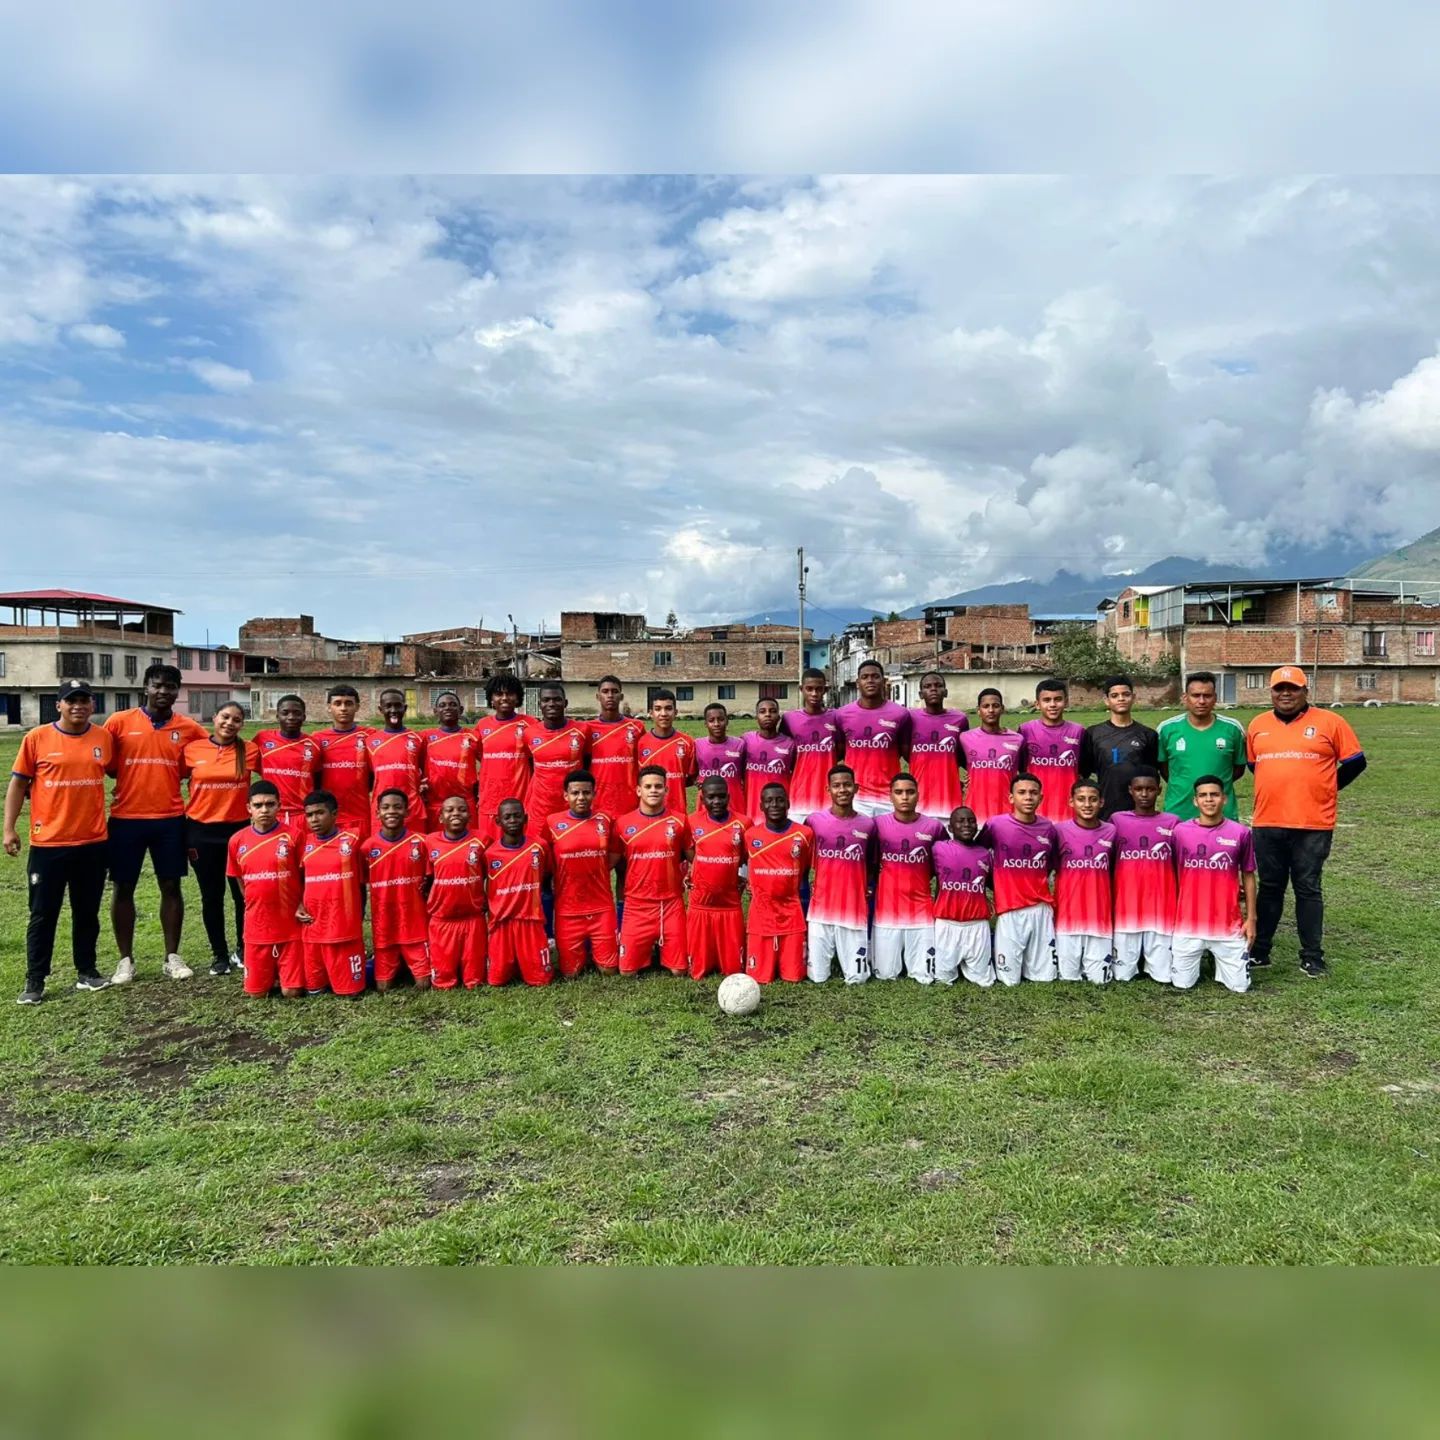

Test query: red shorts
[428,915,487,989]
[745,930,806,984]
[304,939,366,995]
[277,810,309,844]
[618,900,688,975]
[336,809,370,841]
[487,919,553,986]
[374,940,431,985]
[687,906,745,979]
[553,909,618,976]
[243,939,304,994]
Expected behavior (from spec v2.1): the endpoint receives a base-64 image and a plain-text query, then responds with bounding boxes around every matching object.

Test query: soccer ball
[717,973,762,1017]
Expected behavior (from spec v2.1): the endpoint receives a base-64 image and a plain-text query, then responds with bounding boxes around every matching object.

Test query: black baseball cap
[57,680,96,700]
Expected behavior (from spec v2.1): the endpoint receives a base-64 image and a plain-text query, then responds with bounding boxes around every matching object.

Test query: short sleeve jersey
[1016,719,1089,823]
[13,722,114,846]
[742,821,812,935]
[1156,713,1247,821]
[299,829,364,943]
[635,731,697,815]
[907,708,969,817]
[362,829,430,946]
[366,729,427,826]
[104,708,208,819]
[688,809,749,910]
[1246,707,1363,831]
[836,700,911,808]
[1054,819,1116,937]
[582,718,644,821]
[524,722,590,826]
[806,810,875,930]
[739,731,795,820]
[872,813,942,927]
[614,809,691,905]
[420,727,478,811]
[958,728,1025,823]
[985,814,1058,915]
[932,838,991,923]
[475,714,532,817]
[226,823,302,944]
[253,730,320,816]
[694,736,747,820]
[426,829,489,920]
[313,727,373,823]
[483,837,549,924]
[1111,811,1180,934]
[544,811,617,917]
[182,737,260,824]
[1173,818,1255,941]
[781,708,841,817]
[1086,720,1160,819]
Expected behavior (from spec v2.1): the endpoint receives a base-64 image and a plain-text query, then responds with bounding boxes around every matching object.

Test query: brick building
[1099,578,1440,705]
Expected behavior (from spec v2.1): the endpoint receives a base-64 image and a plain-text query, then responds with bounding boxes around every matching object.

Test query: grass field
[1,707,1437,1264]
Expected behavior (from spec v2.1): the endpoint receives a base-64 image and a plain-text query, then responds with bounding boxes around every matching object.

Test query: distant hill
[735,606,881,635]
[1348,524,1440,587]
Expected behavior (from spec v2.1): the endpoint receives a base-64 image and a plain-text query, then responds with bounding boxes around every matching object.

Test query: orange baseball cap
[1269,666,1308,687]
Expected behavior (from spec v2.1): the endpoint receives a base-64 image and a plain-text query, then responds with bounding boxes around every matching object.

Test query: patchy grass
[1,707,1438,1263]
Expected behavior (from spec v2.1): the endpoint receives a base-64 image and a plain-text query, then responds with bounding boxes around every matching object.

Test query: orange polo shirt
[1246,706,1363,830]
[12,722,115,846]
[183,737,262,824]
[104,708,208,819]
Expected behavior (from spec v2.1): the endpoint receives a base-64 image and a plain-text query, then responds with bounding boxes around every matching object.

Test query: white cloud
[186,358,254,391]
[68,321,125,348]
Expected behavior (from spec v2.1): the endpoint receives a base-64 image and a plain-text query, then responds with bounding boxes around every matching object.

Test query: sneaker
[1248,953,1271,968]
[111,956,136,985]
[162,955,194,981]
[74,972,111,992]
[16,986,44,1006]
[1300,957,1328,978]
[230,951,245,973]
[208,957,232,977]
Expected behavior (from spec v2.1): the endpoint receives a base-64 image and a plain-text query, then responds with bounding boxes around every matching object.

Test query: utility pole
[797,547,808,686]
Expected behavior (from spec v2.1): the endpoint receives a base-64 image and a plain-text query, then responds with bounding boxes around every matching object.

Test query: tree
[1047,624,1179,686]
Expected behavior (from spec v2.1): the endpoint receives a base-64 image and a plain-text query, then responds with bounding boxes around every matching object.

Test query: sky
[5,173,1440,645]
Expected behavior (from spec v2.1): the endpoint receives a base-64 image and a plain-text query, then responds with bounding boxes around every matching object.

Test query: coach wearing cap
[1245,666,1366,978]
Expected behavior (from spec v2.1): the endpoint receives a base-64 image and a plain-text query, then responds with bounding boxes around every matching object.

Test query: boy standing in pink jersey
[908,671,968,820]
[931,806,993,987]
[694,703,748,821]
[985,773,1059,985]
[1172,775,1257,993]
[959,688,1025,823]
[1054,778,1116,984]
[739,698,795,820]
[836,661,910,818]
[1110,765,1180,983]
[1017,679,1093,825]
[805,764,875,984]
[783,669,842,825]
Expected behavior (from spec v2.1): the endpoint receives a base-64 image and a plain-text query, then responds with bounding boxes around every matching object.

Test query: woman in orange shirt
[182,702,260,976]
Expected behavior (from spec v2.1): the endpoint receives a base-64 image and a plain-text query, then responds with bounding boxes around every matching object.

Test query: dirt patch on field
[1315,1049,1359,1075]
[100,1022,325,1093]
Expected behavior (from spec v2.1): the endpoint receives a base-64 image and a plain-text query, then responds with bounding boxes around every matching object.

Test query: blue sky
[4,174,1440,645]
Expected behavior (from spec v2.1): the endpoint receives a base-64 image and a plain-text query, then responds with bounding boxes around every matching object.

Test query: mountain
[1348,524,1440,586]
[735,606,882,635]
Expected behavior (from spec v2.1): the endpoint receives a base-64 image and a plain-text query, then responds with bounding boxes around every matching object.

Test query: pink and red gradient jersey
[872,813,942,927]
[1054,819,1116,937]
[907,707,969,818]
[1173,818,1255,940]
[806,810,875,930]
[1111,810,1180,934]
[739,730,795,820]
[835,700,911,809]
[985,814,1058,914]
[694,736,747,819]
[781,708,840,818]
[1017,718,1089,823]
[959,728,1026,823]
[931,838,991,923]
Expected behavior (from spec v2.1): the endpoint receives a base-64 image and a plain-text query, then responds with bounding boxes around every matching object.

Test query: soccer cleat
[111,956,136,985]
[16,986,44,1006]
[162,955,194,981]
[74,972,111,992]
[1299,957,1328,978]
[208,957,233,977]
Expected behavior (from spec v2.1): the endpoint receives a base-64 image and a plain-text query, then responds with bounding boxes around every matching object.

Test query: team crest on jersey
[92,746,102,759]
[555,821,569,833]
[406,737,417,751]
[368,847,382,860]
[752,837,763,849]
[490,858,502,871]
[410,841,422,861]
[569,734,580,752]
[731,829,743,847]
[277,841,290,860]
[790,836,803,857]
[432,849,442,860]
[1304,726,1316,738]
[339,840,352,857]
[469,844,481,864]
[171,731,180,742]
[625,825,636,836]
[1174,737,1187,752]
[529,849,540,869]
[263,739,275,749]
[665,821,678,840]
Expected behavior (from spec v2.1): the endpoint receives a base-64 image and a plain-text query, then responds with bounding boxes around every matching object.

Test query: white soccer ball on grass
[717,973,762,1016]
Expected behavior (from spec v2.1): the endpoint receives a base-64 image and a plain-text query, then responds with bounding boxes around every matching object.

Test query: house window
[675,686,694,702]
[383,645,400,667]
[1243,672,1264,689]
[710,630,728,641]
[765,649,784,666]
[758,683,789,701]
[124,654,138,679]
[99,653,114,678]
[717,684,736,701]
[1417,630,1436,657]
[0,652,5,678]
[177,648,193,669]
[1355,672,1377,691]
[57,653,94,679]
[1362,631,1387,658]
[149,657,164,671]
[114,692,131,711]
[1121,601,1131,620]
[89,692,106,714]
[709,650,726,666]
[198,650,211,672]
[652,650,673,668]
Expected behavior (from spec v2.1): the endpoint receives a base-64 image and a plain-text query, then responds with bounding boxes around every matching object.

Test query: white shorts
[1113,930,1173,984]
[854,797,891,819]
[871,924,938,983]
[993,904,1057,986]
[934,918,993,987]
[1172,935,1251,993]
[807,920,871,984]
[1056,931,1112,985]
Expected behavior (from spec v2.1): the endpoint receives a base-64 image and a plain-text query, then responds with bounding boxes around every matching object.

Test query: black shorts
[108,815,189,886]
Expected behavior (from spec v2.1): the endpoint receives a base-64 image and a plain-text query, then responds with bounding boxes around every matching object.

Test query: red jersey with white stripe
[1054,819,1115,937]
[872,813,942,927]
[544,811,617,916]
[743,821,811,935]
[985,814,1058,915]
[474,714,532,816]
[363,829,430,946]
[688,809,749,910]
[313,727,372,826]
[425,830,487,920]
[420,726,478,811]
[614,809,690,904]
[299,829,364,943]
[583,717,643,820]
[835,700,910,808]
[524,722,589,825]
[694,736,747,819]
[635,731,697,815]
[907,707,969,817]
[806,810,875,930]
[1017,719,1089,823]
[1111,811,1180,933]
[253,731,320,817]
[739,731,795,820]
[781,708,840,816]
[1174,818,1254,940]
[483,838,549,923]
[366,728,426,827]
[959,728,1025,823]
[931,838,991,923]
[226,823,302,944]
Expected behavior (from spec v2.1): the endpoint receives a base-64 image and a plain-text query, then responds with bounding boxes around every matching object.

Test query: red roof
[0,589,180,613]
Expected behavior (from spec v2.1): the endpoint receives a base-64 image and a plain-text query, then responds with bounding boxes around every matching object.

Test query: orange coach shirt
[104,708,208,819]
[1246,707,1363,831]
[13,722,115,846]
[183,737,261,824]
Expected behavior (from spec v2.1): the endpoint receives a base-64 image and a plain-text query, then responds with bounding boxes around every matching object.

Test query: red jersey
[104,707,208,819]
[873,813,942,927]
[688,809,749,910]
[299,828,364,943]
[1054,819,1115,937]
[313,727,372,825]
[483,837,549,924]
[807,810,875,930]
[366,728,426,827]
[782,708,841,817]
[425,829,488,920]
[743,821,811,935]
[421,726,478,812]
[524,722,589,825]
[985,814,1059,915]
[254,730,320,816]
[582,717,643,820]
[635,731,697,815]
[475,714,532,816]
[615,809,691,904]
[544,811,617,916]
[226,823,302,944]
[363,828,430,946]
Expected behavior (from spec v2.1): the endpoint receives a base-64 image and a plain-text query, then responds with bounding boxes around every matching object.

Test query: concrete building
[0,589,178,727]
[174,642,250,720]
[1099,577,1440,705]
